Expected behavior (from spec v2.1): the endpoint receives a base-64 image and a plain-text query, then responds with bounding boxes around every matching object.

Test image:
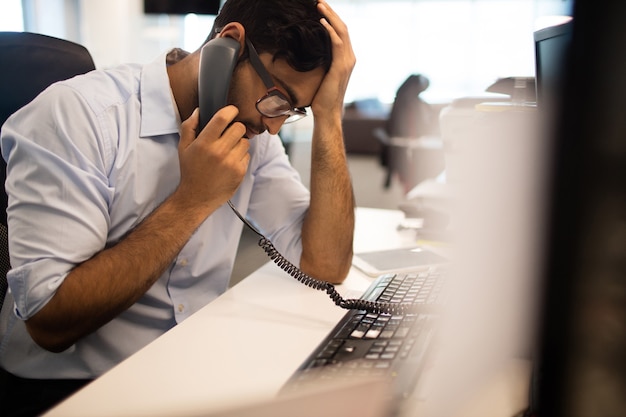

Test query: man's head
[209,0,332,73]
[205,0,333,137]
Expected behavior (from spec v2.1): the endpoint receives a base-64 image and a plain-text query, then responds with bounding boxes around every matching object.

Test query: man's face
[228,52,325,139]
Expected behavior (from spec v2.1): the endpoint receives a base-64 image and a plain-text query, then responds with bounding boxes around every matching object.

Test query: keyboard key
[365,329,381,339]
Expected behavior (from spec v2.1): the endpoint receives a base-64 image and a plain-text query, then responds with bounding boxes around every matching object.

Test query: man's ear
[217,22,246,57]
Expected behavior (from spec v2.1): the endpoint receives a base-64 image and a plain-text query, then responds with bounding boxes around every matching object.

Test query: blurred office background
[0,0,572,281]
[0,0,571,189]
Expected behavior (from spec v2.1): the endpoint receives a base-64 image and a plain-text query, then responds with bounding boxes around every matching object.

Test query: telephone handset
[199,37,412,315]
[197,37,241,132]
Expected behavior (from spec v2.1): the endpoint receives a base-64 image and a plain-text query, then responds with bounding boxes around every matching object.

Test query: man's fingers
[222,121,247,150]
[318,1,349,39]
[317,1,355,69]
[179,108,199,151]
[195,105,240,142]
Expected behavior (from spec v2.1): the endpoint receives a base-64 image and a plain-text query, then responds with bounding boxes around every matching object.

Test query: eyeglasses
[245,39,307,124]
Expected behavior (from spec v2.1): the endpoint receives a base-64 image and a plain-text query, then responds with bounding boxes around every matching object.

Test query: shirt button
[178,258,188,267]
[177,304,185,313]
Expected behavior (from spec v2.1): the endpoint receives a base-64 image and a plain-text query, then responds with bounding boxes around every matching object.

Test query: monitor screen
[533,18,573,110]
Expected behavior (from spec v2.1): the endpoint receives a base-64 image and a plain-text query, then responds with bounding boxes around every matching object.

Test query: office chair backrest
[386,74,434,139]
[0,31,96,311]
[377,74,443,191]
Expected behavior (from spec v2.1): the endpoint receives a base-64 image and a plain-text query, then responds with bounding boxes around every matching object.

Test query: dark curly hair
[207,0,332,73]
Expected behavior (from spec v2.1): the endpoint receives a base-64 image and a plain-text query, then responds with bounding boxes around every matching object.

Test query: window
[0,0,24,32]
[331,0,572,103]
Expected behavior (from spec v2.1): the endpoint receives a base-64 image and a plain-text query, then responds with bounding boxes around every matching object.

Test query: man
[0,0,355,414]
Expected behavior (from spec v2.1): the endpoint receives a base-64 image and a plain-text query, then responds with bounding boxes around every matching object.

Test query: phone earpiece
[197,37,241,133]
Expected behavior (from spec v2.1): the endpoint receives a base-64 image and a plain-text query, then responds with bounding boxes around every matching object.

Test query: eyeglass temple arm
[245,38,275,90]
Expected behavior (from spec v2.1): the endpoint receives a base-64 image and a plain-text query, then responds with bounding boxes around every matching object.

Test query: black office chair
[375,74,444,192]
[0,31,96,312]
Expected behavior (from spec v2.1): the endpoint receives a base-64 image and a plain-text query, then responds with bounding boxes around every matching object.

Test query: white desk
[45,208,417,417]
[45,207,530,417]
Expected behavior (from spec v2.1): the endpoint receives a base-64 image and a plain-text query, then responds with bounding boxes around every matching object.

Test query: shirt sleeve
[245,135,310,268]
[1,83,114,319]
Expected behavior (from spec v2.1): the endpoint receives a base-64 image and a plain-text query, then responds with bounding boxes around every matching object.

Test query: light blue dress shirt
[0,52,310,379]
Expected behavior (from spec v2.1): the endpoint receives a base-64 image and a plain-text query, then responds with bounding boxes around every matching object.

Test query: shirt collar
[139,52,180,137]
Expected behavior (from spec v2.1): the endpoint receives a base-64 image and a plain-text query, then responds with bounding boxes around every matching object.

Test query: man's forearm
[300,117,355,284]
[25,191,218,352]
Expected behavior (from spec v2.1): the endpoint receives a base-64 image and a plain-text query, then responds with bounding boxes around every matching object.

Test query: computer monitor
[533,18,573,111]
[144,0,221,15]
[533,2,626,416]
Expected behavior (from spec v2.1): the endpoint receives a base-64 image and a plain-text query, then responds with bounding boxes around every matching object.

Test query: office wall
[79,0,143,69]
[17,0,205,69]
[21,0,79,41]
[79,0,220,69]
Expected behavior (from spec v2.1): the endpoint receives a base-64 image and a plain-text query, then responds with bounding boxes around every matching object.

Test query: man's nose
[263,116,288,135]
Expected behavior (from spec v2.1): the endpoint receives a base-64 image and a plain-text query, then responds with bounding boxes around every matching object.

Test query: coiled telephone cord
[227,200,416,315]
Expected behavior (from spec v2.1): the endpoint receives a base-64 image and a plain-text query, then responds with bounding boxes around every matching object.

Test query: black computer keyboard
[283,268,445,400]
